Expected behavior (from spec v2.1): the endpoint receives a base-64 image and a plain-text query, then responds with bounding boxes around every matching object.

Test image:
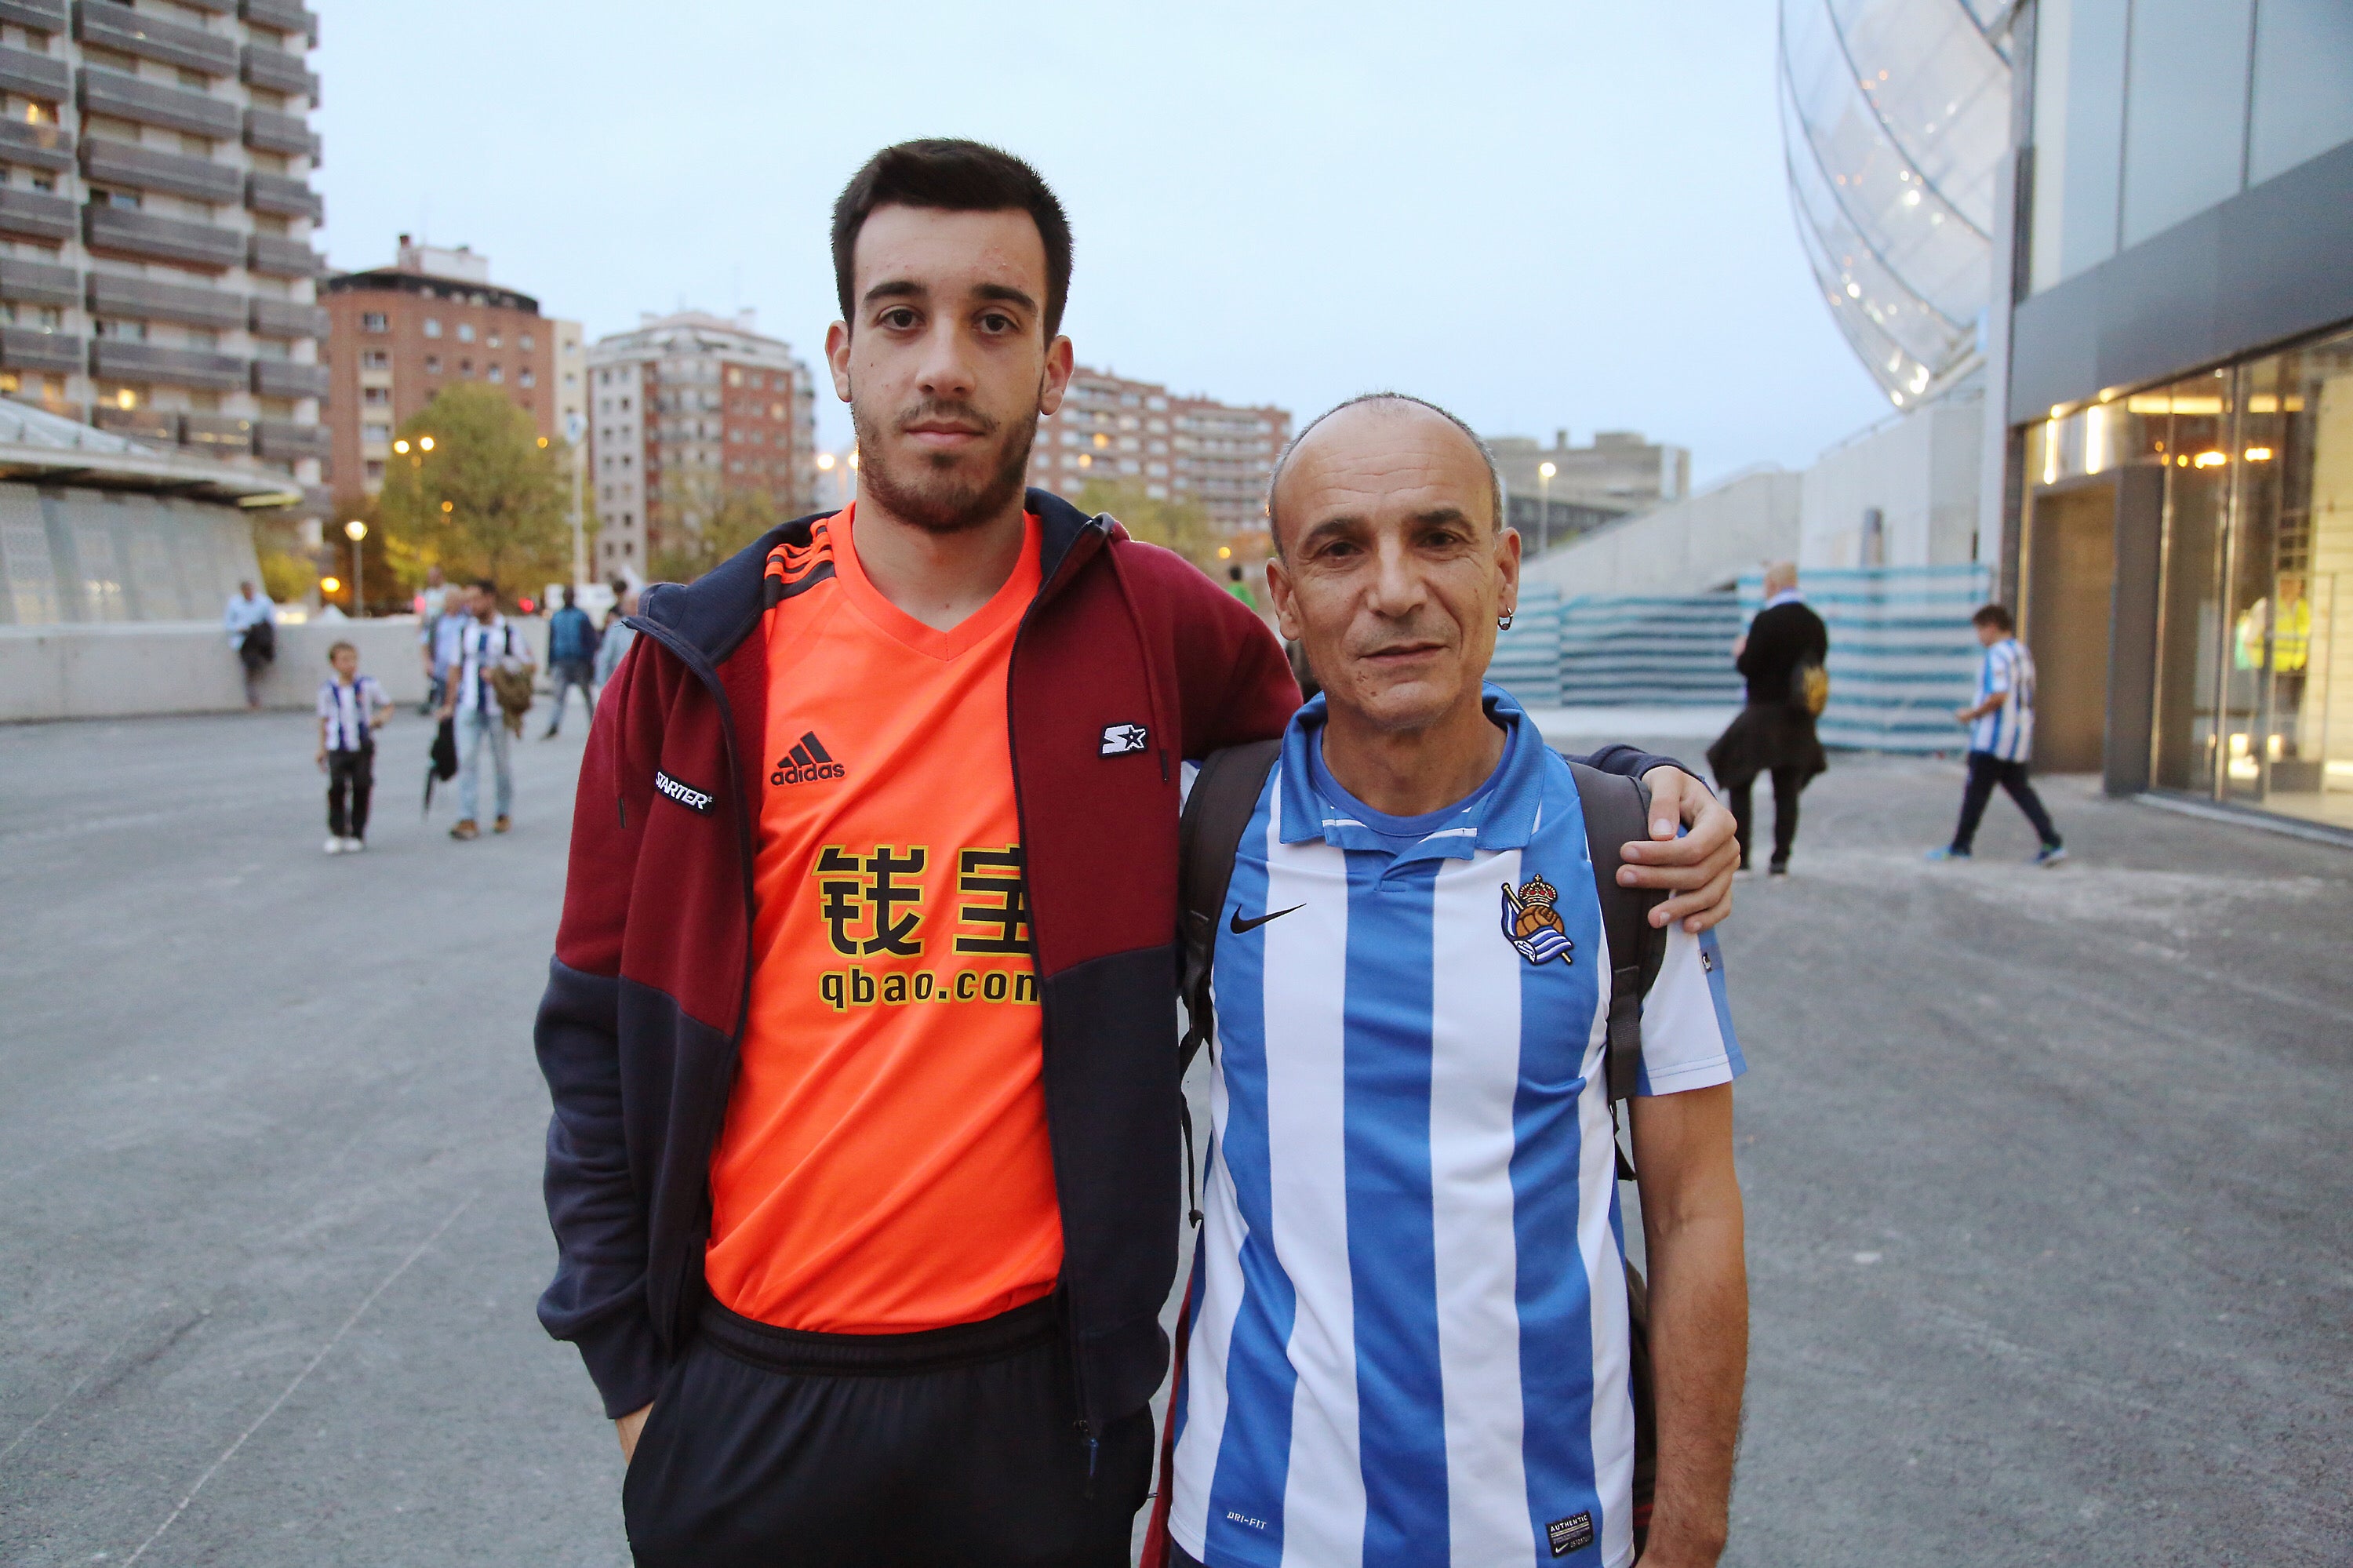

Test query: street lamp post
[344,519,367,617]
[1537,460,1557,554]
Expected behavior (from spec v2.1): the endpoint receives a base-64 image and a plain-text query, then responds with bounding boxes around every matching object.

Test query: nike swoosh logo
[1230,904,1304,934]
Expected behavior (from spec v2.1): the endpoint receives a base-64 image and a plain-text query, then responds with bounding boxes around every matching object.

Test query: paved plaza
[2,708,2348,1566]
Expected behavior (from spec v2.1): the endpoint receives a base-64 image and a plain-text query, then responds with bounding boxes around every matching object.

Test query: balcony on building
[92,403,180,443]
[81,137,243,204]
[247,234,320,279]
[84,205,244,271]
[241,107,316,160]
[0,257,78,307]
[254,417,326,461]
[238,43,315,98]
[0,117,73,173]
[249,296,326,340]
[251,358,326,400]
[0,1,67,32]
[0,42,70,103]
[0,187,77,243]
[238,0,317,41]
[88,271,245,330]
[90,339,249,391]
[181,409,255,457]
[245,170,321,223]
[73,2,238,76]
[77,67,240,140]
[0,326,84,374]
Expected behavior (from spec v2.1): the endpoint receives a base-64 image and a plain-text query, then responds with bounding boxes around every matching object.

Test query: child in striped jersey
[316,640,390,854]
[1929,603,2065,866]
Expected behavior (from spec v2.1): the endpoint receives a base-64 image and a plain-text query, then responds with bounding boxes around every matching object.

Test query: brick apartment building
[320,238,580,502]
[0,0,329,513]
[1027,366,1289,536]
[587,309,816,577]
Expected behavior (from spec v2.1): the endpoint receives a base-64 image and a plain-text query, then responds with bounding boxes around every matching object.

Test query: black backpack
[1173,739,1666,1540]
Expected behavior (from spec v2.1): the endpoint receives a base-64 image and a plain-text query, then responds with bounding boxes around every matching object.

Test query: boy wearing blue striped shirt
[1152,395,1747,1568]
[316,639,391,854]
[1929,604,2064,866]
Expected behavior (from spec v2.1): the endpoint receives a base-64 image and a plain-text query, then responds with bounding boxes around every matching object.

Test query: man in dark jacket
[1707,560,1829,875]
[536,138,1740,1568]
[542,587,600,738]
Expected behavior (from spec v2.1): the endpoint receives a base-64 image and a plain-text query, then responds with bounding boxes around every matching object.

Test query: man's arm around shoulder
[1628,1083,1747,1566]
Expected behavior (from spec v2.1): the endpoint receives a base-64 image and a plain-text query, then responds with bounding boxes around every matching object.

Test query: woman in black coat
[1707,562,1827,874]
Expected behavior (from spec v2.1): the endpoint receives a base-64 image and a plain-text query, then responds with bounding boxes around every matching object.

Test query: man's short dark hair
[1973,602,2015,632]
[831,140,1073,338]
[562,587,576,606]
[472,577,497,595]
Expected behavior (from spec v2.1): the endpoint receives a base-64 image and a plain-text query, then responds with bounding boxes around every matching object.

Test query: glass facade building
[2001,0,2353,837]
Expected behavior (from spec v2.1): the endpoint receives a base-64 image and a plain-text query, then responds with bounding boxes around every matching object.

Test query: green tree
[647,473,787,584]
[376,384,572,601]
[1072,478,1219,572]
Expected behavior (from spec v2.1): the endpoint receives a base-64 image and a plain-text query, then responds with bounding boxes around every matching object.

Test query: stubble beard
[852,389,1040,537]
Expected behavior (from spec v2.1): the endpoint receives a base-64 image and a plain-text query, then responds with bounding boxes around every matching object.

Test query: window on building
[518,369,534,387]
[361,313,388,333]
[459,359,473,377]
[362,422,390,442]
[90,187,140,209]
[93,319,147,341]
[486,332,501,348]
[361,349,390,369]
[486,364,503,383]
[520,333,534,351]
[456,323,475,343]
[423,318,442,338]
[364,460,384,482]
[425,355,441,373]
[362,386,390,405]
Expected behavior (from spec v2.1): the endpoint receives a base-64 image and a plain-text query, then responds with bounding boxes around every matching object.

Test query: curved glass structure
[1779,0,2013,406]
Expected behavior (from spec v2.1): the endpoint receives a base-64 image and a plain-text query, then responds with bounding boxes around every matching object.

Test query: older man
[1154,395,1747,1568]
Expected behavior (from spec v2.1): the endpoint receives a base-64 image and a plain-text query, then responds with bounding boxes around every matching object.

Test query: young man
[315,638,391,853]
[438,580,526,840]
[1706,561,1827,876]
[543,586,601,738]
[1152,396,1747,1568]
[1929,603,2065,866]
[536,140,1740,1567]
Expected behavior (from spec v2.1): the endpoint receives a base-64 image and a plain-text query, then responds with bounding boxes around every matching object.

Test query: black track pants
[1951,750,2061,853]
[326,743,373,839]
[623,1297,1154,1568]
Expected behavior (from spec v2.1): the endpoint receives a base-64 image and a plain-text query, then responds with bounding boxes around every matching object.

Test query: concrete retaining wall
[0,616,446,722]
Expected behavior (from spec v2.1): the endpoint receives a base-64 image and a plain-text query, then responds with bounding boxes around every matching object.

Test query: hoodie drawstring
[1102,532,1173,785]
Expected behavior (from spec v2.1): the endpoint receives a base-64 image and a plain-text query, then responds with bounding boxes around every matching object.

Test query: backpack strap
[1569,760,1667,1180]
[1174,737,1282,1223]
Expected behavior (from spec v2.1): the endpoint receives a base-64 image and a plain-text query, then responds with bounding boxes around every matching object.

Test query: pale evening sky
[316,0,1892,486]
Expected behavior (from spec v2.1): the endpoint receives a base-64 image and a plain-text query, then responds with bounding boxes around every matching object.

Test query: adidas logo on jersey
[772,729,846,786]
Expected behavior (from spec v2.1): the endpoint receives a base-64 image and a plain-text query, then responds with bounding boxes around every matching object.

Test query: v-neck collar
[828,502,1042,662]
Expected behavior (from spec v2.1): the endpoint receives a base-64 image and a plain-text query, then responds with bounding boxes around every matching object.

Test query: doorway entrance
[2024,481,2115,773]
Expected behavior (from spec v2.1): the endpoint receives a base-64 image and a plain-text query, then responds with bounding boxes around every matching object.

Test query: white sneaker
[323,836,344,854]
[342,837,366,853]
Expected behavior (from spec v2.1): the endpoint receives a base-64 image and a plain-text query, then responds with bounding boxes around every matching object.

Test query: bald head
[1268,393,1501,559]
[1765,559,1798,595]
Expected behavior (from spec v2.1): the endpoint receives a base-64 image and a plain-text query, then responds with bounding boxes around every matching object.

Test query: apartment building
[586,309,816,576]
[1026,366,1289,535]
[0,0,327,511]
[320,238,572,500]
[1486,428,1693,548]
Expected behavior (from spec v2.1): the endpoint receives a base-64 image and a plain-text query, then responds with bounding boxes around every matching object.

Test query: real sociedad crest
[1500,873,1574,966]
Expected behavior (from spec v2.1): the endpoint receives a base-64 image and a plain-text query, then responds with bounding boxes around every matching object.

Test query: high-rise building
[0,0,327,514]
[320,238,559,501]
[549,317,587,580]
[1025,367,1289,536]
[586,309,817,576]
[1486,429,1692,548]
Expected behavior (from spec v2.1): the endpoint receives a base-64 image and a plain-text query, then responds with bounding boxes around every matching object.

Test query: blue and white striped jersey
[316,674,387,751]
[1970,637,2035,762]
[1169,689,1744,1568]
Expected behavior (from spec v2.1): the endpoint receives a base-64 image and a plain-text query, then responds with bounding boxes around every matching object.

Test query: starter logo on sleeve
[653,769,715,814]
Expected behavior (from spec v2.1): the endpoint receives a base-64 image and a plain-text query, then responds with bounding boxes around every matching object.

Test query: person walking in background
[223,580,276,710]
[439,580,526,841]
[416,565,452,714]
[424,585,471,717]
[1929,604,2066,866]
[1223,559,1257,612]
[1707,560,1829,877]
[542,587,601,739]
[315,638,390,855]
[591,591,635,693]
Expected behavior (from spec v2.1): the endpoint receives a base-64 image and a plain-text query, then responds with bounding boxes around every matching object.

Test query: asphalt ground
[2,708,2348,1566]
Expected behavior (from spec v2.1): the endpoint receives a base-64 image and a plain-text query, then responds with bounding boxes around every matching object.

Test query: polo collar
[1278,683,1547,860]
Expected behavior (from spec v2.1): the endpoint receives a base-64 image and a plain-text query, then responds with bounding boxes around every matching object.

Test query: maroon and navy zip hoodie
[533,488,1678,1446]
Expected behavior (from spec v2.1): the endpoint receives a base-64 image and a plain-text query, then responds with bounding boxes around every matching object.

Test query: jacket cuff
[1580,743,1700,787]
[571,1306,670,1419]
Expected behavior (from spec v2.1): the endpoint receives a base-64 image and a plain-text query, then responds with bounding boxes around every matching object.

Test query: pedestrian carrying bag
[1789,655,1829,718]
[1146,740,1667,1563]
